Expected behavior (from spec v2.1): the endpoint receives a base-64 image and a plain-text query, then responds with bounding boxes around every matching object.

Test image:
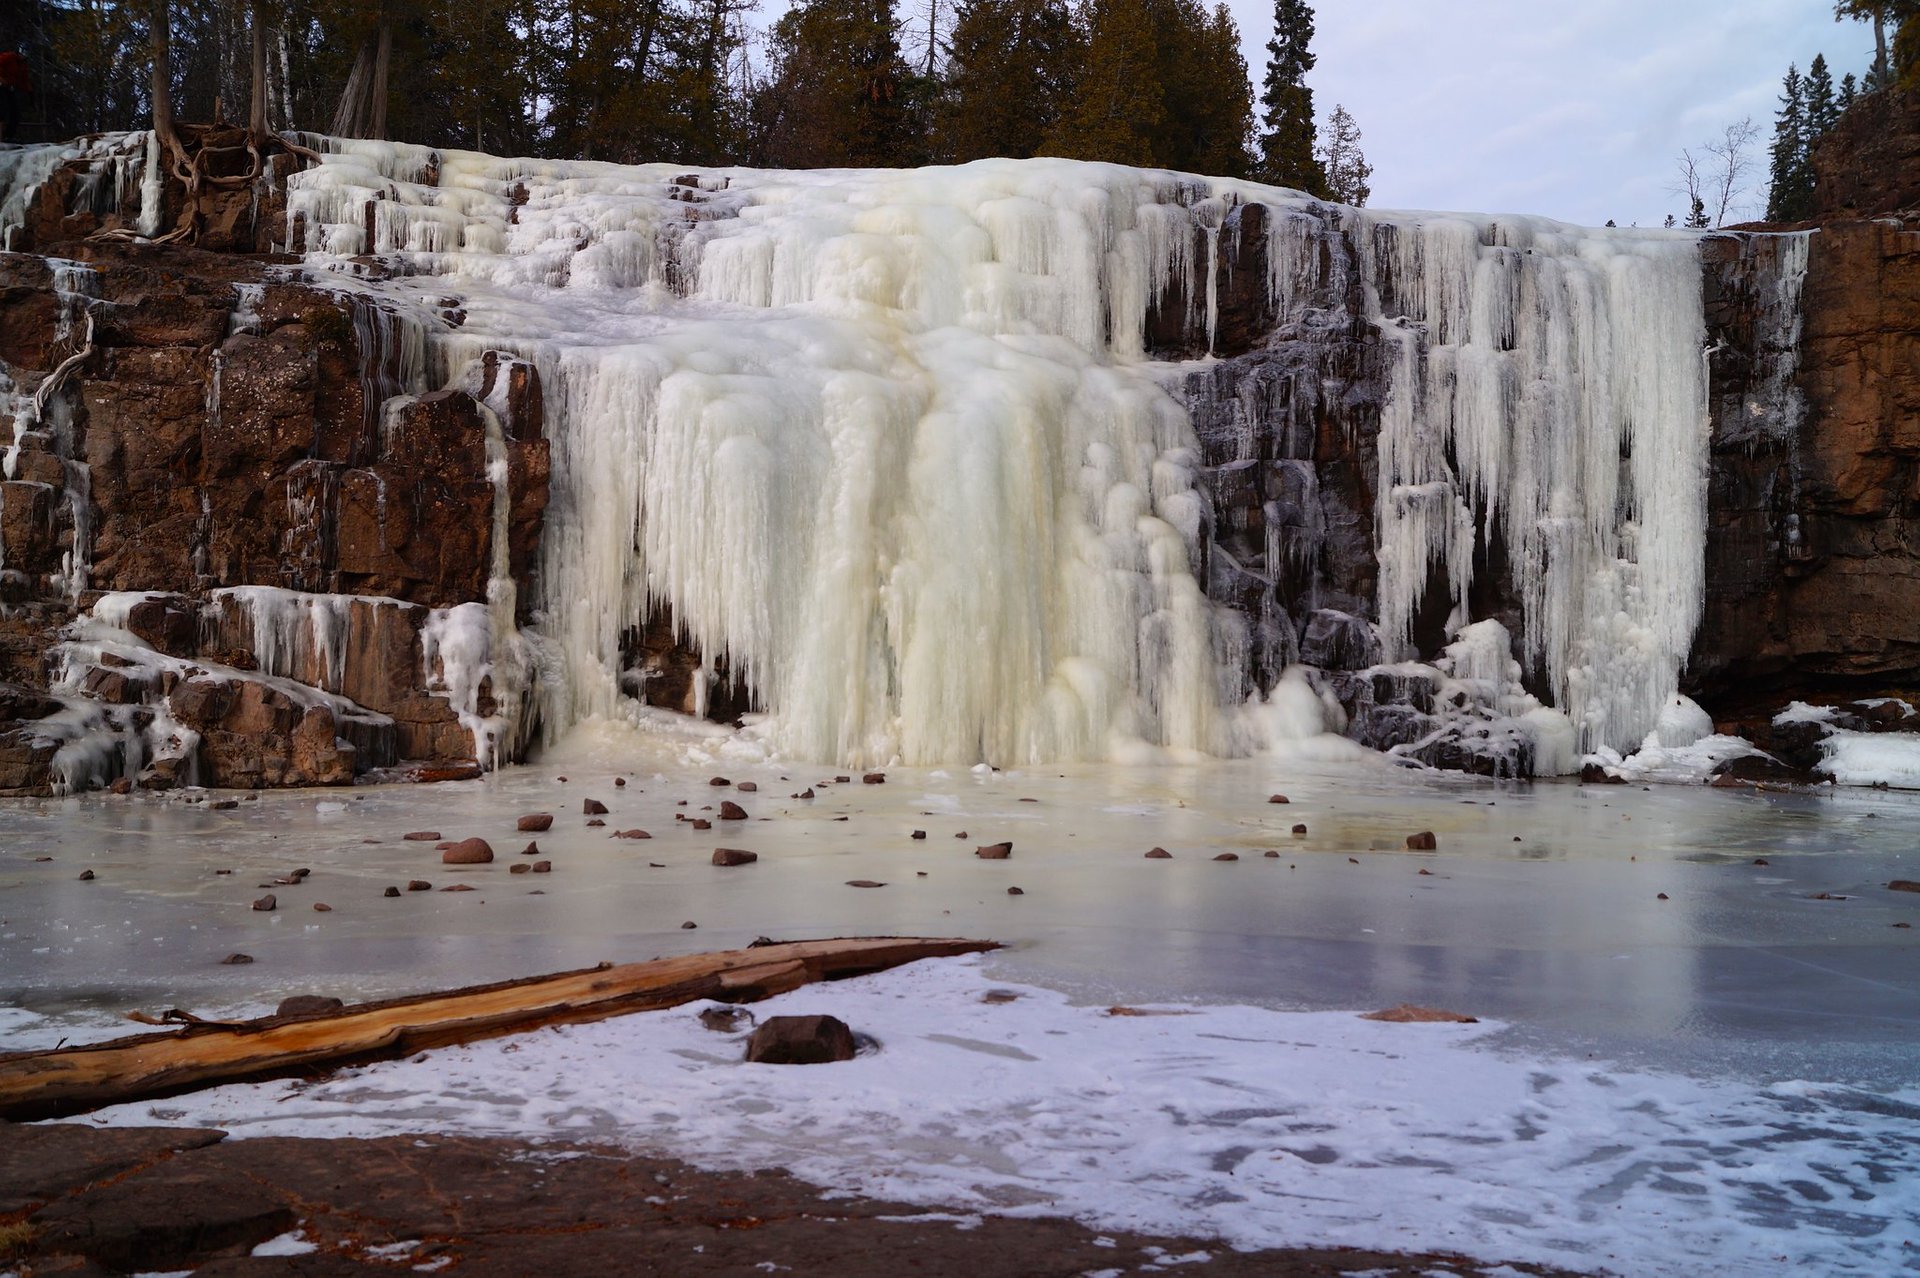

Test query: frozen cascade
[281,140,1728,767]
[286,143,1251,766]
[41,259,101,600]
[1351,212,1713,754]
[418,368,539,768]
[217,586,364,693]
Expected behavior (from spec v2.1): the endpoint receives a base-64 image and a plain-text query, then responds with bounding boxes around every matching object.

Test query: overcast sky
[1254,0,1877,226]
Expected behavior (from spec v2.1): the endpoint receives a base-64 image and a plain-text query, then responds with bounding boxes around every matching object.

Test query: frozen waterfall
[281,140,1722,767]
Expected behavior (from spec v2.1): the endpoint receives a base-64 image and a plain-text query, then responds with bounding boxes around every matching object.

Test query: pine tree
[1898,7,1920,90]
[754,0,920,167]
[1253,0,1325,194]
[1315,102,1369,205]
[1045,0,1162,165]
[1838,71,1858,110]
[1154,0,1253,176]
[1765,64,1810,222]
[1685,196,1709,229]
[1045,0,1249,175]
[937,0,1081,161]
[1805,53,1838,135]
[1834,0,1894,87]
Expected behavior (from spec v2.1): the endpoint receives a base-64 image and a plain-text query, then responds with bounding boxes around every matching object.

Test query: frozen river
[6,723,1920,1275]
[4,721,1917,1082]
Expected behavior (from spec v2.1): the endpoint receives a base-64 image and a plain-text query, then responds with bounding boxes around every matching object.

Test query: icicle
[136,130,164,238]
[276,142,1730,768]
[1345,212,1709,754]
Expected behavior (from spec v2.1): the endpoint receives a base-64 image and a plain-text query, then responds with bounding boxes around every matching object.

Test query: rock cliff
[0,156,549,793]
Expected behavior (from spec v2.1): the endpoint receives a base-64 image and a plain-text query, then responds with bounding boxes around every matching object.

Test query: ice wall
[282,141,1723,765]
[1352,213,1711,753]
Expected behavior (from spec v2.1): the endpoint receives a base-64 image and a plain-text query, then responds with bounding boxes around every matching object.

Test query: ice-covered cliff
[268,140,1746,769]
[12,127,1904,790]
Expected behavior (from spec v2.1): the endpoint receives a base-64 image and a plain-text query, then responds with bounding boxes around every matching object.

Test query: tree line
[1762,1,1917,222]
[1668,2,1916,229]
[0,0,1373,198]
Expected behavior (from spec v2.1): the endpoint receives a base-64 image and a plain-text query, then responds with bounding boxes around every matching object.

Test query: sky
[1251,0,1878,226]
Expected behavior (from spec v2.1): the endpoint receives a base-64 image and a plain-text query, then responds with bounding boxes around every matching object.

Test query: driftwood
[0,936,995,1122]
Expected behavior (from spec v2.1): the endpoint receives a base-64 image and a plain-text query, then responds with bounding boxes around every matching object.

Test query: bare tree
[1671,116,1759,228]
[1705,117,1761,226]
[148,0,192,175]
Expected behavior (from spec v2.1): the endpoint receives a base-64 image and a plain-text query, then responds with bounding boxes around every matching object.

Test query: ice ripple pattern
[98,957,1920,1277]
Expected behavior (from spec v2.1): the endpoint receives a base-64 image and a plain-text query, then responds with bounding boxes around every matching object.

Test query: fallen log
[0,936,996,1122]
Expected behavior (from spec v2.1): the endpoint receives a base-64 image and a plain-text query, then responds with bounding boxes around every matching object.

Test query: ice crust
[276,141,1739,768]
[1819,730,1920,790]
[88,955,1920,1278]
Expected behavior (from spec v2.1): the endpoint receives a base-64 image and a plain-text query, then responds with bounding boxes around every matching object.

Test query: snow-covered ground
[79,954,1920,1278]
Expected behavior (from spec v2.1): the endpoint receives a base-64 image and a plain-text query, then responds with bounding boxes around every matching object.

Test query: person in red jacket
[0,51,32,143]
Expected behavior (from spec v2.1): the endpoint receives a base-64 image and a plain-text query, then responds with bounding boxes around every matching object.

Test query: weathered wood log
[0,936,995,1122]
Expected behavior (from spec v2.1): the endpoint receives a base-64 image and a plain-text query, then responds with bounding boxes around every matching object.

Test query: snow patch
[85,956,1920,1278]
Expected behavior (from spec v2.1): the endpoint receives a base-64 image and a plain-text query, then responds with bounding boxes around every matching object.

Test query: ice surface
[7,733,1918,1273]
[5,734,1916,1074]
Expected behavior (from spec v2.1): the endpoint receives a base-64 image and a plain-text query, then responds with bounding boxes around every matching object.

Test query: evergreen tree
[1899,6,1920,89]
[1765,64,1811,221]
[1685,196,1709,229]
[1045,0,1250,175]
[1155,0,1253,177]
[936,0,1081,161]
[1253,0,1325,194]
[1835,0,1895,86]
[1805,53,1838,135]
[1045,0,1162,165]
[754,0,920,167]
[1838,71,1858,110]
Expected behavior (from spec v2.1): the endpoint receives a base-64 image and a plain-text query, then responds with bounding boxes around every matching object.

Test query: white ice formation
[264,140,1753,769]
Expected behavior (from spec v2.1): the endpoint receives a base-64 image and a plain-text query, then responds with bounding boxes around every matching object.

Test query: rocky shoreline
[0,1123,1588,1277]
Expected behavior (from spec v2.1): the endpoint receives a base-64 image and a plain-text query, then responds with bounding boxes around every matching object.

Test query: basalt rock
[1676,86,1920,731]
[0,151,551,793]
[1811,86,1920,221]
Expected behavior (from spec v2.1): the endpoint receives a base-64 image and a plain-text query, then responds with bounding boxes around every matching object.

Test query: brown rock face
[195,683,371,789]
[1689,92,1920,711]
[0,163,551,792]
[1812,87,1920,220]
[622,601,756,723]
